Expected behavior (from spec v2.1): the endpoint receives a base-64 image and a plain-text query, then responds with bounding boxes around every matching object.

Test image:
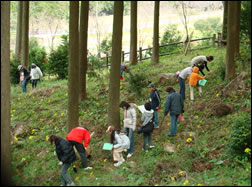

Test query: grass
[10,46,251,186]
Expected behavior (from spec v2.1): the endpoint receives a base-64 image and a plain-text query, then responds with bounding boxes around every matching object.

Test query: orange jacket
[189,67,204,86]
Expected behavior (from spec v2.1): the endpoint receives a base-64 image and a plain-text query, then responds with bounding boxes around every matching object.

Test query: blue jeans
[178,76,185,101]
[22,79,28,93]
[61,163,74,186]
[169,114,179,136]
[143,134,153,150]
[124,128,134,154]
[154,110,159,127]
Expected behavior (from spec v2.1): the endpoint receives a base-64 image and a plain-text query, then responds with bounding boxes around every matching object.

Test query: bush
[47,35,69,79]
[10,55,21,84]
[29,38,47,75]
[128,70,147,96]
[227,113,251,160]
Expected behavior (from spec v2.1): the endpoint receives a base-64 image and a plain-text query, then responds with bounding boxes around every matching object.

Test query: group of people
[48,54,213,186]
[17,63,43,93]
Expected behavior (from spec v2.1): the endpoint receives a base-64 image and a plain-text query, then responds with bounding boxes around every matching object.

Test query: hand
[58,161,63,166]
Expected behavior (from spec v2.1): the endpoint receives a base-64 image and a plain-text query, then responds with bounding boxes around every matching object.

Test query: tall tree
[67,1,80,132]
[130,1,137,65]
[107,1,124,129]
[21,1,29,68]
[225,1,240,80]
[1,1,12,185]
[222,1,228,40]
[152,1,160,64]
[79,1,89,101]
[15,1,23,60]
[234,1,241,56]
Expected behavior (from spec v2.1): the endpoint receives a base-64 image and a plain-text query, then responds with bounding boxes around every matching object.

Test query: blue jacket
[164,90,184,116]
[150,89,161,111]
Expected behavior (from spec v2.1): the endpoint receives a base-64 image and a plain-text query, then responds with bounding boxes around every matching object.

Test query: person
[178,66,193,101]
[30,63,43,89]
[190,55,214,76]
[164,86,184,137]
[189,66,205,101]
[49,135,76,186]
[147,83,161,128]
[18,65,31,93]
[106,126,130,167]
[120,63,127,80]
[120,101,136,158]
[137,102,155,152]
[66,126,92,170]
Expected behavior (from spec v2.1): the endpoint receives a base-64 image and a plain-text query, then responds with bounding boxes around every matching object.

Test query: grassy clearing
[10,47,251,186]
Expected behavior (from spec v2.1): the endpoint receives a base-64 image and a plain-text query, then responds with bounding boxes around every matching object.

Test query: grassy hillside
[10,47,251,186]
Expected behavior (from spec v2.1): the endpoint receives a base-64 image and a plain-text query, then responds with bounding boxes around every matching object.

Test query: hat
[31,63,36,66]
[17,65,23,71]
[147,83,155,88]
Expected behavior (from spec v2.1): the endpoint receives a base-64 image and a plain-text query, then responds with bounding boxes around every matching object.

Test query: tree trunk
[79,1,89,101]
[225,1,240,80]
[222,1,228,40]
[68,1,80,132]
[1,1,12,185]
[152,1,159,64]
[130,1,137,65]
[15,1,23,60]
[108,1,124,130]
[21,1,29,69]
[234,1,241,57]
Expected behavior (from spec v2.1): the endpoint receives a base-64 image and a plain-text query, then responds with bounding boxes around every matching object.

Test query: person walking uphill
[30,63,43,89]
[148,83,161,128]
[178,66,193,101]
[49,135,76,186]
[164,86,184,137]
[18,65,31,93]
[190,55,214,76]
[120,101,136,158]
[66,127,92,170]
[189,66,205,101]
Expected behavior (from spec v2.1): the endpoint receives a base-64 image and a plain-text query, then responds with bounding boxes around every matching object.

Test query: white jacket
[123,104,137,131]
[31,67,43,80]
[113,132,130,149]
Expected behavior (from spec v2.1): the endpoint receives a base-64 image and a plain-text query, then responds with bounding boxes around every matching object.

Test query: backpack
[142,118,154,134]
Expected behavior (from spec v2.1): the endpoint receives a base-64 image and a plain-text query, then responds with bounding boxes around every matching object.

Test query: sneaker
[199,93,202,97]
[154,126,159,129]
[84,166,92,170]
[168,134,177,137]
[142,148,148,152]
[114,161,123,167]
[67,182,75,186]
[127,153,133,158]
[122,158,125,163]
[149,145,155,148]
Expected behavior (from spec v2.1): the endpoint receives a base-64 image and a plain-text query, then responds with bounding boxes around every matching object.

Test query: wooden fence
[96,32,225,68]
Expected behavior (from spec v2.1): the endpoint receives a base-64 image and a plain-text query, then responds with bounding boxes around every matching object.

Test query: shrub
[10,55,21,84]
[47,35,69,79]
[29,38,47,75]
[128,70,147,96]
[226,113,251,160]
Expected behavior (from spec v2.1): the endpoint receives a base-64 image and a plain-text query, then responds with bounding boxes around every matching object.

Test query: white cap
[17,65,23,71]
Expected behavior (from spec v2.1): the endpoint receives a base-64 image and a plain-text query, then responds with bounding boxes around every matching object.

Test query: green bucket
[199,79,207,86]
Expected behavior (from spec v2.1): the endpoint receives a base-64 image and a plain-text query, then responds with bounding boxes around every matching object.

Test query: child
[137,102,155,152]
[189,66,205,101]
[106,126,130,167]
[30,63,43,89]
[49,135,76,186]
[120,101,136,158]
[190,55,214,76]
[120,63,127,80]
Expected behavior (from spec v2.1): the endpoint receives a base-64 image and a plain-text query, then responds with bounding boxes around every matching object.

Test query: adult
[147,83,161,128]
[18,65,31,93]
[49,135,76,186]
[120,63,128,80]
[190,55,214,76]
[164,86,184,137]
[66,126,92,170]
[178,66,193,101]
[30,63,43,89]
[120,101,136,158]
[106,126,130,167]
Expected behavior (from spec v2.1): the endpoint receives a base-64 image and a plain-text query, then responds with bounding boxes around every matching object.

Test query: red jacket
[66,127,91,148]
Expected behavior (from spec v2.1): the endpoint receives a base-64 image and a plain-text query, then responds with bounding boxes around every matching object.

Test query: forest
[1,1,251,186]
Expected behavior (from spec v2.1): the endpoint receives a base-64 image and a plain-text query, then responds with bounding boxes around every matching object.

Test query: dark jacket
[150,89,161,111]
[164,90,184,116]
[55,137,76,164]
[193,61,209,76]
[22,67,31,80]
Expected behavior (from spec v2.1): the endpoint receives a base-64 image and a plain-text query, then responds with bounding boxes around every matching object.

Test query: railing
[96,33,224,68]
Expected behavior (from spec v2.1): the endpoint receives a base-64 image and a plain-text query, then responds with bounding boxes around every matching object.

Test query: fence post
[212,34,216,47]
[139,47,142,61]
[121,51,124,62]
[218,32,222,48]
[106,53,109,69]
